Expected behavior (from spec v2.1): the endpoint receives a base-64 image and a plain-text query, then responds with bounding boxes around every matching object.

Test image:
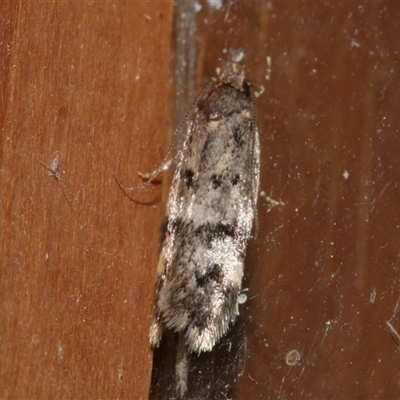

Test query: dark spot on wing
[184,169,195,188]
[231,174,241,186]
[233,125,245,146]
[196,263,223,287]
[215,222,235,238]
[211,174,222,189]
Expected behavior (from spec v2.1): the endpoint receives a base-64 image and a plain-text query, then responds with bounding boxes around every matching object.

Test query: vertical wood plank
[0,1,173,398]
[152,2,400,398]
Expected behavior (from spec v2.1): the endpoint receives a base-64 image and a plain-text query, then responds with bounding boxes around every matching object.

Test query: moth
[149,63,260,354]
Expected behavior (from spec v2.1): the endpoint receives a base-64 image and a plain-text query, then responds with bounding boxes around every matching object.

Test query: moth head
[217,63,246,91]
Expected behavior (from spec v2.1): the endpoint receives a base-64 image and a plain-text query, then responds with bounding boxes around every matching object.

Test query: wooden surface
[2,2,400,400]
[201,2,400,399]
[151,2,400,399]
[0,2,172,399]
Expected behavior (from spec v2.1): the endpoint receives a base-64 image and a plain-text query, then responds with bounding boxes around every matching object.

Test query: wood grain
[0,2,172,398]
[152,2,400,399]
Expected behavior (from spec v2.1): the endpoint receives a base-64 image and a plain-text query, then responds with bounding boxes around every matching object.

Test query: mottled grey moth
[149,63,260,354]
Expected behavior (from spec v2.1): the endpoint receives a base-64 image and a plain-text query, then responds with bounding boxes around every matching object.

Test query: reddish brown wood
[0,2,172,398]
[195,2,400,398]
[151,2,400,399]
[4,2,400,399]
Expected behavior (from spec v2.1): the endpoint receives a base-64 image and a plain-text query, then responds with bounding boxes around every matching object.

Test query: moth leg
[137,158,174,183]
[112,158,174,192]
